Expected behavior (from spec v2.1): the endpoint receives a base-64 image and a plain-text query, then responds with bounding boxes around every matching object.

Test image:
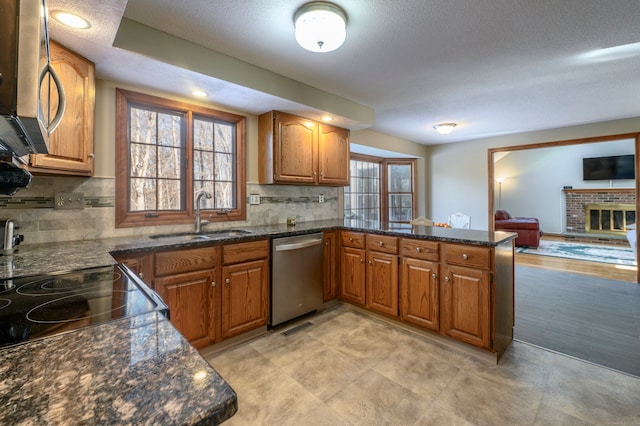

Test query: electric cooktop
[0,264,168,348]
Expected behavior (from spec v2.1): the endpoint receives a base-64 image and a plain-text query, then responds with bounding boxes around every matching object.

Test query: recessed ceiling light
[321,115,333,121]
[433,123,457,135]
[192,90,208,97]
[51,10,91,29]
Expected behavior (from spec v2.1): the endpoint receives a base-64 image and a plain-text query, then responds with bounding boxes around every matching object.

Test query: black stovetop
[0,264,168,348]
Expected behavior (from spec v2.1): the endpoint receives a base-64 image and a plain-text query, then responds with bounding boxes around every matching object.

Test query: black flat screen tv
[582,154,635,180]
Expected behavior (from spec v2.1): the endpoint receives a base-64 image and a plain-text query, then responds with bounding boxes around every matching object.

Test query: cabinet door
[274,112,317,184]
[323,231,337,301]
[112,252,153,287]
[400,257,439,331]
[221,259,269,339]
[441,264,491,349]
[154,269,217,349]
[318,123,349,185]
[366,251,399,317]
[30,41,95,176]
[340,246,366,306]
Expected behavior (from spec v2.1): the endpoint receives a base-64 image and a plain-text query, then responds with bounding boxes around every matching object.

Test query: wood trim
[562,188,635,194]
[487,131,640,283]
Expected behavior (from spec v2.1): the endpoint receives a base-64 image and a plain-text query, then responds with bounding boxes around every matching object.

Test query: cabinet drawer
[366,234,399,254]
[341,231,365,249]
[400,238,439,261]
[154,246,218,276]
[444,244,492,270]
[223,239,269,265]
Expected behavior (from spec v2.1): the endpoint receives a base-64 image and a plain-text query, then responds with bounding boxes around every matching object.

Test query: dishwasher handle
[275,238,323,252]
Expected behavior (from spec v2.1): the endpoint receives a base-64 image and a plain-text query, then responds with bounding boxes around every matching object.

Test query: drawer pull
[462,254,469,260]
[368,260,372,265]
[360,258,364,263]
[349,237,354,242]
[431,273,437,279]
[378,241,384,247]
[416,247,421,252]
[444,276,450,282]
[225,278,230,284]
[211,281,216,287]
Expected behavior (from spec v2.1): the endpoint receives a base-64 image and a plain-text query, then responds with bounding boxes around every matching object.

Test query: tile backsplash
[0,176,340,245]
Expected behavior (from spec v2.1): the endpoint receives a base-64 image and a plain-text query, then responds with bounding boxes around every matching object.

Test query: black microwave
[0,0,65,157]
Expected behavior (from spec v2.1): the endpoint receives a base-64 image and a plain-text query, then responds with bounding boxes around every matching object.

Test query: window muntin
[344,157,381,224]
[116,89,246,228]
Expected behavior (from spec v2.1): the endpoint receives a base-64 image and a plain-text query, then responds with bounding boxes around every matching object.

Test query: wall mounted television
[582,154,635,181]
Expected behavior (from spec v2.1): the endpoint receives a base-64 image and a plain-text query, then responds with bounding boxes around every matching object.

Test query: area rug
[516,240,636,266]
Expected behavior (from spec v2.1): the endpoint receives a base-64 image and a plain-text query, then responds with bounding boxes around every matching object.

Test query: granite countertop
[0,219,516,279]
[0,312,237,425]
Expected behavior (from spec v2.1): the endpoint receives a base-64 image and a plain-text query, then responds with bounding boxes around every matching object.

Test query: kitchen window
[344,154,416,227]
[115,89,246,227]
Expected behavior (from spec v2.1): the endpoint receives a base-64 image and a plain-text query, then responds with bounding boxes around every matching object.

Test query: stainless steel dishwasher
[270,232,324,326]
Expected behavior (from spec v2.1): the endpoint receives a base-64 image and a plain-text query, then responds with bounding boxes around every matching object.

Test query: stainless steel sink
[149,229,252,240]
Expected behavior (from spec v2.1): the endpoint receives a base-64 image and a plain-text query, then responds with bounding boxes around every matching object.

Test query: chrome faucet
[194,190,212,233]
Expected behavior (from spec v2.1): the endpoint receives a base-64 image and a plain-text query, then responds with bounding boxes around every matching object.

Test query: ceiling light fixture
[51,10,91,29]
[192,90,208,97]
[433,123,457,135]
[321,115,333,121]
[294,2,347,53]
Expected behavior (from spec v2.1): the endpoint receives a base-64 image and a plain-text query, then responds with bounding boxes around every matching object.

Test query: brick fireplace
[564,188,636,244]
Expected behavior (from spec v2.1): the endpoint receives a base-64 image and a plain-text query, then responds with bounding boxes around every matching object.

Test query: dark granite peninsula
[0,312,237,425]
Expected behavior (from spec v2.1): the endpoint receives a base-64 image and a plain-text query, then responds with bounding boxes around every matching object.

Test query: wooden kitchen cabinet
[365,234,399,317]
[112,251,154,287]
[323,230,338,301]
[258,111,350,186]
[30,41,95,176]
[221,239,269,339]
[399,238,440,331]
[340,231,366,305]
[153,246,220,349]
[440,244,492,350]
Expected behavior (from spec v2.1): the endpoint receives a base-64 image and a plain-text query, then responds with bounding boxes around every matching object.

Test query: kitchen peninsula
[0,220,515,424]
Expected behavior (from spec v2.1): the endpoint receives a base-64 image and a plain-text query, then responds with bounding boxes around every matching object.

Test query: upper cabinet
[258,111,350,186]
[29,41,95,176]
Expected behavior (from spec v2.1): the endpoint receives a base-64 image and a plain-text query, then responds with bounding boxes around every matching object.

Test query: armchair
[494,209,542,248]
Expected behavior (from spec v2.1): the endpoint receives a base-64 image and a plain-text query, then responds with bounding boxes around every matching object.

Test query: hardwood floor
[515,247,638,283]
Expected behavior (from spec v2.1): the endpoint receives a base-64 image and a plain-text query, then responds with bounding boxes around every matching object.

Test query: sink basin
[150,229,252,241]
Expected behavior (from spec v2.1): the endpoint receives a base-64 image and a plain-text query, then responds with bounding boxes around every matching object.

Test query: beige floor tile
[533,402,598,426]
[206,343,279,389]
[414,402,476,426]
[326,370,433,425]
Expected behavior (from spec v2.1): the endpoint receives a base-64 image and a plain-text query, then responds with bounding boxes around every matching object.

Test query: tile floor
[206,306,640,425]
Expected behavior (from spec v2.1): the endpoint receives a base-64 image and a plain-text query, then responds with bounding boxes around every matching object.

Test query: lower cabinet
[323,230,338,301]
[365,244,398,317]
[221,240,270,339]
[400,257,439,331]
[153,246,219,349]
[155,269,217,348]
[112,251,153,287]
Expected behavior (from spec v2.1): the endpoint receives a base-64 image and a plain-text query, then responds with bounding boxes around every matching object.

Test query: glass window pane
[130,143,156,178]
[130,108,156,143]
[215,182,234,209]
[194,151,214,180]
[215,153,233,181]
[158,113,182,147]
[158,146,181,179]
[215,123,233,153]
[157,179,181,210]
[194,182,214,209]
[388,164,412,192]
[194,119,214,151]
[130,178,156,211]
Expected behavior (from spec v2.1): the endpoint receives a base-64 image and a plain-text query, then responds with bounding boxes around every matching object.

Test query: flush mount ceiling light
[51,10,91,29]
[433,123,457,135]
[294,2,347,53]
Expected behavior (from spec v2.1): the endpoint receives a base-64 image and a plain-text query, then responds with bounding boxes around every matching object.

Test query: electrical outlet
[249,194,261,205]
[319,194,325,203]
[54,192,85,210]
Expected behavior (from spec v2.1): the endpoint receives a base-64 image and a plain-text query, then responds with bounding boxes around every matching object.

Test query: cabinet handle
[431,273,437,279]
[225,278,230,284]
[211,281,216,287]
[138,272,144,279]
[416,247,421,252]
[444,276,450,282]
[88,153,95,159]
[378,241,384,247]
[368,260,372,265]
[360,258,364,263]
[349,237,353,242]
[462,254,469,260]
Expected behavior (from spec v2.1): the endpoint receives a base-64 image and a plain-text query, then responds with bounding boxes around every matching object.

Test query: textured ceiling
[47,0,640,145]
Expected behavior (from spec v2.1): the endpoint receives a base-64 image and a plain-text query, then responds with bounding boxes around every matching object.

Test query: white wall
[495,140,635,233]
[429,117,640,230]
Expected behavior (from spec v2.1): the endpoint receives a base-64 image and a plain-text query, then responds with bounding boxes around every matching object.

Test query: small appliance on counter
[0,219,23,255]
